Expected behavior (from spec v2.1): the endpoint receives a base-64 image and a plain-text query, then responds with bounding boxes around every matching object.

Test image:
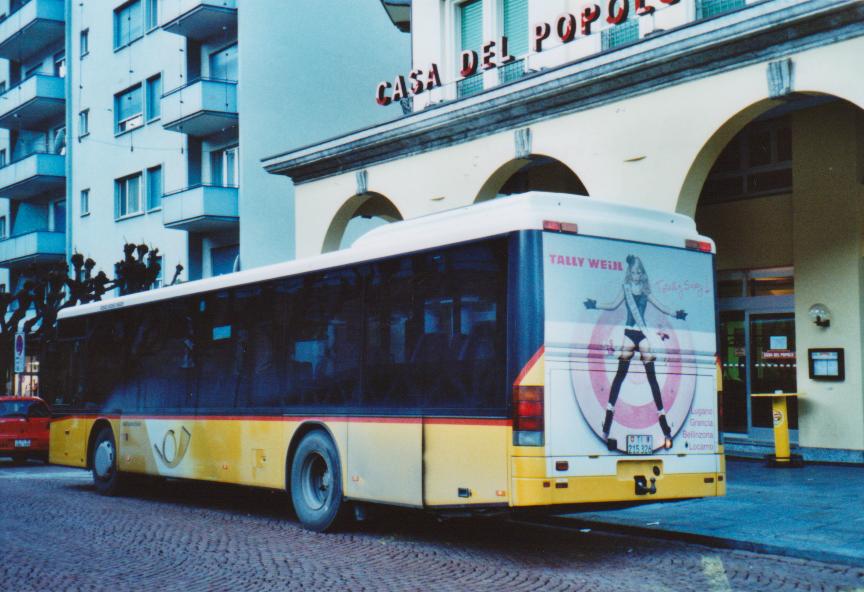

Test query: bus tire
[91,426,125,496]
[290,430,348,532]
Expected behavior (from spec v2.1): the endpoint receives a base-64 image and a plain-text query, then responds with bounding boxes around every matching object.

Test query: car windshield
[0,400,32,417]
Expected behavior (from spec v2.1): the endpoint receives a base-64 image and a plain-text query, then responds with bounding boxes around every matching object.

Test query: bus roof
[57,192,712,320]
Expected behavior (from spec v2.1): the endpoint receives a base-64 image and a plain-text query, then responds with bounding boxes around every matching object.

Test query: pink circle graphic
[572,307,696,452]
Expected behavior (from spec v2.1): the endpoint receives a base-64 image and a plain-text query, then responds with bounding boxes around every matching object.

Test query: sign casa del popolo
[375,0,681,105]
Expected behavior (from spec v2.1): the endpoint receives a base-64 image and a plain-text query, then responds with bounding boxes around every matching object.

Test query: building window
[51,200,66,233]
[80,29,89,57]
[0,149,7,167]
[51,126,66,155]
[145,74,161,121]
[700,117,793,204]
[80,189,90,216]
[53,51,66,78]
[146,165,162,210]
[114,0,144,50]
[211,146,239,187]
[209,43,238,81]
[146,0,159,31]
[152,255,163,288]
[114,84,143,134]
[499,0,528,83]
[24,63,41,80]
[456,0,483,98]
[115,173,143,218]
[0,81,6,94]
[0,216,6,240]
[211,244,239,276]
[78,109,89,138]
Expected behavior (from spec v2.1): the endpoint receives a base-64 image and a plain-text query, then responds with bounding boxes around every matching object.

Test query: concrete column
[792,102,864,458]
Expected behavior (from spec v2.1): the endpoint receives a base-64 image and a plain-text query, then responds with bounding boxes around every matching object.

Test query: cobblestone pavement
[0,460,862,592]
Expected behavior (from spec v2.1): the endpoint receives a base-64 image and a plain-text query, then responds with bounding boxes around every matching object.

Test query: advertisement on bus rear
[543,233,718,456]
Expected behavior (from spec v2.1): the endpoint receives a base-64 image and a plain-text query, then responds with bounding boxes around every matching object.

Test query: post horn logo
[154,427,192,468]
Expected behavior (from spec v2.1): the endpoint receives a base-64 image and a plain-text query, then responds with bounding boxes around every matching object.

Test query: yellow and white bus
[47,193,724,531]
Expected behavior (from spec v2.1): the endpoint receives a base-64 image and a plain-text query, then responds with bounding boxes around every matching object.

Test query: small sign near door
[808,348,844,381]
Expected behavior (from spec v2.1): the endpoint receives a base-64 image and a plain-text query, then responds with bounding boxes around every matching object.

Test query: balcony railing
[161,78,238,138]
[0,0,64,62]
[162,183,239,232]
[0,230,65,269]
[160,0,237,41]
[0,152,65,200]
[0,74,65,130]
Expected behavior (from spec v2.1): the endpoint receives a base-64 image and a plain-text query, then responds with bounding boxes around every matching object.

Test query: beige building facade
[265,0,864,462]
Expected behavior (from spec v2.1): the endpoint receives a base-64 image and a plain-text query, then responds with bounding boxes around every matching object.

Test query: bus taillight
[685,239,713,252]
[513,385,544,446]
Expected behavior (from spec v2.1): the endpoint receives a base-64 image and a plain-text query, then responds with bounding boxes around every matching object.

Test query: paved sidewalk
[556,458,864,567]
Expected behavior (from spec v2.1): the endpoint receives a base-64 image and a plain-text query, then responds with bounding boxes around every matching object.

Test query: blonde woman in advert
[583,254,687,450]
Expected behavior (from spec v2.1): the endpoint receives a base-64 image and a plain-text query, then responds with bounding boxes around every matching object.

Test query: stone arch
[677,90,864,217]
[474,154,588,203]
[322,192,403,253]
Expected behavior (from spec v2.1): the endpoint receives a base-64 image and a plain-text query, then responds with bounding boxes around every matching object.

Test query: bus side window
[289,270,362,408]
[134,299,196,411]
[414,241,507,412]
[234,282,289,408]
[83,310,135,411]
[363,257,416,408]
[196,290,237,411]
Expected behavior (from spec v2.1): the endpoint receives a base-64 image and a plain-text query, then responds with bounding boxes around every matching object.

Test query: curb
[525,515,864,568]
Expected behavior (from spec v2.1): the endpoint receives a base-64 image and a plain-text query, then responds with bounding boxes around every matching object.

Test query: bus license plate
[626,435,652,455]
[14,439,31,448]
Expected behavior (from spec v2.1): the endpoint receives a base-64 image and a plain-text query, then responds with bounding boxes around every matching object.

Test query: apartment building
[264,0,864,463]
[0,0,408,394]
[0,0,407,288]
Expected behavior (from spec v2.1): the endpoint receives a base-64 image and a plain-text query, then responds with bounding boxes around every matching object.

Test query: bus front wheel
[290,431,348,532]
[91,426,125,496]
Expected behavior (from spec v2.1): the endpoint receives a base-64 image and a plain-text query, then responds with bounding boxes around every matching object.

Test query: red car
[0,396,51,464]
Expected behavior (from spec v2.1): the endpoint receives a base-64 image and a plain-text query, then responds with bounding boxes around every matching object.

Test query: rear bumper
[511,470,725,506]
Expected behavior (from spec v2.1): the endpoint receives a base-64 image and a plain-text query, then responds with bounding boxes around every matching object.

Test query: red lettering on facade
[581,5,601,35]
[534,22,551,52]
[375,81,392,106]
[607,0,629,25]
[482,40,497,70]
[460,50,479,77]
[556,13,577,43]
[392,75,407,102]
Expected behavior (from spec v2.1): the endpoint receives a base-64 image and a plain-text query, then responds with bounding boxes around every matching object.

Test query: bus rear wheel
[91,426,125,496]
[290,431,348,532]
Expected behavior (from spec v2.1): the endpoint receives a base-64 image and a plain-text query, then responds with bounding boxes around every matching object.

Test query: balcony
[162,184,238,232]
[160,0,237,41]
[0,75,65,130]
[0,153,65,200]
[0,230,65,269]
[0,0,65,62]
[161,78,238,138]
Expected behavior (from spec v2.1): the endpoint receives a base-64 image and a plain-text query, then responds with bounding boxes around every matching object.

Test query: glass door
[719,311,748,433]
[748,313,798,442]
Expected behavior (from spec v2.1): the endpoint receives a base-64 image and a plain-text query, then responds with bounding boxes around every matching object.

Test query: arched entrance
[685,93,864,456]
[475,155,588,202]
[322,192,403,253]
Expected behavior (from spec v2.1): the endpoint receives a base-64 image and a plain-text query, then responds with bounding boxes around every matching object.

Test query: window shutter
[503,0,529,56]
[460,0,483,53]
